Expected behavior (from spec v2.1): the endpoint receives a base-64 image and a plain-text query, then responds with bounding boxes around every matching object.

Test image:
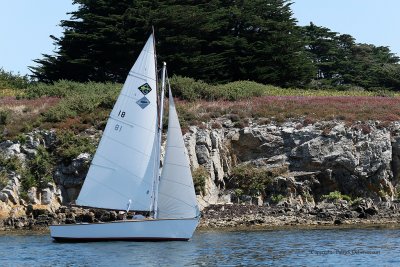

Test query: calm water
[0,227,399,266]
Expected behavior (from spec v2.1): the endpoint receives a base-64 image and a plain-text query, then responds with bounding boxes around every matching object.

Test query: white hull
[50,218,199,242]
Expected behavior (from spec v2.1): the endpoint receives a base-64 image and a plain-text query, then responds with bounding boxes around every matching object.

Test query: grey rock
[196,145,210,164]
[27,187,40,204]
[0,192,8,202]
[3,189,18,205]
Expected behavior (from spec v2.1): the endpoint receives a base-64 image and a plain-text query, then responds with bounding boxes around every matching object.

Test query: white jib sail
[76,34,158,211]
[157,87,199,219]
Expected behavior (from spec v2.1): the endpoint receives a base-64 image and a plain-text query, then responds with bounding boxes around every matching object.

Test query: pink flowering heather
[177,96,400,123]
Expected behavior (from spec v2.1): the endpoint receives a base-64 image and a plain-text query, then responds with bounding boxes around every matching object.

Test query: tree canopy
[30,0,400,91]
[30,0,314,86]
[301,22,400,90]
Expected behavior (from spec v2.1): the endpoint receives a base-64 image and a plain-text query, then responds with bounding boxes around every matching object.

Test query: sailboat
[50,34,200,241]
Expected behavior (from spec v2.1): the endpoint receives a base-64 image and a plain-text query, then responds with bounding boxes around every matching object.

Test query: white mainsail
[157,87,199,219]
[76,34,158,211]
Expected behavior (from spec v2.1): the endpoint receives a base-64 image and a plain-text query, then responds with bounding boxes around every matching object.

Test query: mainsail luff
[76,34,158,211]
[152,62,167,218]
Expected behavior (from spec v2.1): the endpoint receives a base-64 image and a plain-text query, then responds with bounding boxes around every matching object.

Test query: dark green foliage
[270,194,284,204]
[301,23,400,90]
[31,0,155,83]
[23,146,54,191]
[170,75,282,101]
[32,0,314,87]
[25,80,120,99]
[169,75,208,101]
[156,0,314,86]
[24,80,120,122]
[229,164,287,197]
[192,166,208,195]
[0,110,10,125]
[54,130,96,163]
[209,81,267,101]
[0,155,24,190]
[0,155,23,173]
[321,190,352,202]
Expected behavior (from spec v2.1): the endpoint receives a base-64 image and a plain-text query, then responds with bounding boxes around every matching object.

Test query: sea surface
[0,226,399,266]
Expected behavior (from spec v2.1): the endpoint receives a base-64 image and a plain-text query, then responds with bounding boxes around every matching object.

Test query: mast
[152,62,167,218]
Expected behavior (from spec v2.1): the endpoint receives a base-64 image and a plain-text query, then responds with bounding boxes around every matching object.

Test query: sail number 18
[118,110,126,118]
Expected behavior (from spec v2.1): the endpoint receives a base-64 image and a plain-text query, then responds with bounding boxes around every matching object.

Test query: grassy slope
[1,78,400,140]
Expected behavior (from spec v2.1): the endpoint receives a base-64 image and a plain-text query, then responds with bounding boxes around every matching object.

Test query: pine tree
[31,0,154,82]
[31,0,314,86]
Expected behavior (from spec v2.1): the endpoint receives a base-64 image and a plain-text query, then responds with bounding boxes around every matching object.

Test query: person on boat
[132,213,145,220]
[117,211,126,220]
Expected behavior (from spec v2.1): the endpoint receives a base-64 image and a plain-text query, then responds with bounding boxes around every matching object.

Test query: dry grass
[0,96,59,113]
[2,92,400,141]
[176,96,400,124]
[0,96,60,138]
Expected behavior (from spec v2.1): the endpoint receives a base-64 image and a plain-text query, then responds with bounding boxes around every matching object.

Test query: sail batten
[129,71,157,81]
[118,94,155,104]
[100,135,153,158]
[107,115,156,133]
[160,177,193,186]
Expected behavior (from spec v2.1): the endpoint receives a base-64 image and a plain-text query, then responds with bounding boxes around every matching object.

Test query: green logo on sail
[138,83,152,95]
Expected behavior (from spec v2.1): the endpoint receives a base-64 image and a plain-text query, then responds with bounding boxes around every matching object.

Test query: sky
[291,0,400,56]
[0,0,399,75]
[0,0,75,75]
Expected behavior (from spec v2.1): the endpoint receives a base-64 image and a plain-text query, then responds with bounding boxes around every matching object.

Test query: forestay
[76,35,158,211]
[157,87,199,219]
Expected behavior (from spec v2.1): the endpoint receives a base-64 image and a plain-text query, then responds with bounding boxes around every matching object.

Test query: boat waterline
[50,217,199,242]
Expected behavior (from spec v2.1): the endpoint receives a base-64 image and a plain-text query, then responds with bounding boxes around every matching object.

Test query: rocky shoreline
[198,200,400,229]
[1,198,400,232]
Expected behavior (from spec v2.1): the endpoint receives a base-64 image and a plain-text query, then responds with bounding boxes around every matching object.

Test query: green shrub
[37,81,119,123]
[270,194,285,204]
[209,81,266,101]
[175,104,199,130]
[25,80,120,99]
[15,134,27,145]
[43,102,77,122]
[21,172,37,192]
[321,191,351,202]
[0,68,31,89]
[26,145,54,190]
[350,197,363,207]
[0,109,10,125]
[170,75,208,101]
[170,76,279,101]
[192,166,208,195]
[0,155,23,173]
[229,164,287,197]
[54,130,96,163]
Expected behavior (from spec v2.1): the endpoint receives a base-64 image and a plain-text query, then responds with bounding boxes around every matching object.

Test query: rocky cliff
[185,119,400,206]
[1,118,400,229]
